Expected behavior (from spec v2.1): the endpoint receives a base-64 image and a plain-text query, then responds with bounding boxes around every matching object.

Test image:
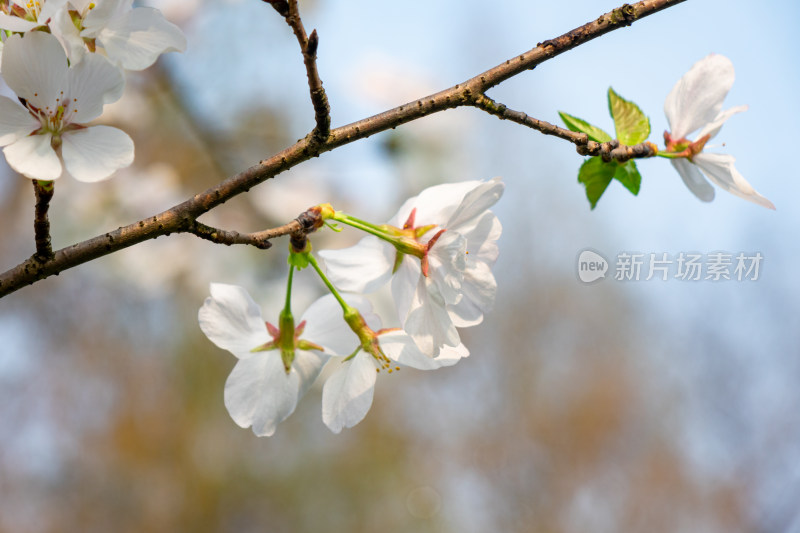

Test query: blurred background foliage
[1,0,799,532]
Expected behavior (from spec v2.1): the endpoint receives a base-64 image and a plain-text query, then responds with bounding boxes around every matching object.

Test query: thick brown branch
[471,94,658,162]
[33,180,54,261]
[0,0,686,298]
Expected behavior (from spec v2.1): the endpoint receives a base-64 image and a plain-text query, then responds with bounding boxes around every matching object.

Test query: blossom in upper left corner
[0,31,133,181]
[51,0,187,70]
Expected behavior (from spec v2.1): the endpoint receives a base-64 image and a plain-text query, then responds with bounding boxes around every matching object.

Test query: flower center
[387,208,445,277]
[341,309,400,374]
[25,0,41,18]
[250,319,323,374]
[26,91,80,140]
[9,0,42,21]
[663,131,710,161]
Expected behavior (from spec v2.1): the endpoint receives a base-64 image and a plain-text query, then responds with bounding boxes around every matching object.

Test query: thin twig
[285,0,331,143]
[0,0,688,298]
[470,93,588,144]
[470,94,658,162]
[188,220,300,249]
[188,205,324,249]
[32,180,54,261]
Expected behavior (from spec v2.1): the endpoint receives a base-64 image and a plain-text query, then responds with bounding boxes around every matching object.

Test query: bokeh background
[1,0,799,531]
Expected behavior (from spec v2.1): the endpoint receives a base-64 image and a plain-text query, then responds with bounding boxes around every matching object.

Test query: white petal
[293,349,330,399]
[3,133,62,180]
[446,177,504,230]
[0,96,39,146]
[94,7,187,70]
[447,260,496,328]
[321,351,377,433]
[391,257,420,323]
[378,330,441,371]
[390,180,481,226]
[38,0,69,22]
[426,229,466,306]
[81,0,131,33]
[61,125,134,182]
[1,32,68,110]
[198,283,271,358]
[68,53,125,122]
[319,236,395,293]
[671,158,715,203]
[299,293,371,356]
[664,54,734,139]
[434,343,470,367]
[51,7,88,65]
[403,276,460,355]
[0,13,39,32]
[224,352,299,437]
[459,211,502,270]
[695,105,747,141]
[695,153,775,210]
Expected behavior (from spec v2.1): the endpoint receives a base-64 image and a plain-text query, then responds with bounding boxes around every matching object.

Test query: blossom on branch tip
[0,31,133,181]
[198,284,358,437]
[319,178,504,354]
[664,54,774,210]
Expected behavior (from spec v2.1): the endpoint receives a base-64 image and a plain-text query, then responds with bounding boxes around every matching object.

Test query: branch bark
[33,180,54,262]
[0,0,686,298]
[285,0,331,143]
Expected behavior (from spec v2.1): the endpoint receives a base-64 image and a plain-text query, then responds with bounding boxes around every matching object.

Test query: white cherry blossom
[0,31,132,181]
[0,0,66,33]
[321,302,469,434]
[52,0,186,70]
[320,178,504,354]
[664,54,774,210]
[198,285,357,437]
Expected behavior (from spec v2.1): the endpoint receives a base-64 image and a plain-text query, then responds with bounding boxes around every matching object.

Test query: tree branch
[32,180,54,262]
[284,0,331,143]
[470,94,658,162]
[0,0,687,298]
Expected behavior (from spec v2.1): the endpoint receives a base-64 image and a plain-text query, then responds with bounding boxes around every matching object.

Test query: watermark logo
[577,250,763,283]
[577,249,609,283]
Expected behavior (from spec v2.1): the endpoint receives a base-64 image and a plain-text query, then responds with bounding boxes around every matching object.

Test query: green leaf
[288,250,310,269]
[558,111,612,143]
[613,160,642,196]
[607,88,650,145]
[578,157,617,209]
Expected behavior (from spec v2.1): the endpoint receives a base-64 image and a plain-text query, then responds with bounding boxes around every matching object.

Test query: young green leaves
[560,88,650,209]
[608,88,650,146]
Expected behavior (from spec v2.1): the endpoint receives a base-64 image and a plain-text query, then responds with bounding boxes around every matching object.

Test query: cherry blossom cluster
[561,54,774,210]
[0,0,185,182]
[199,178,504,435]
